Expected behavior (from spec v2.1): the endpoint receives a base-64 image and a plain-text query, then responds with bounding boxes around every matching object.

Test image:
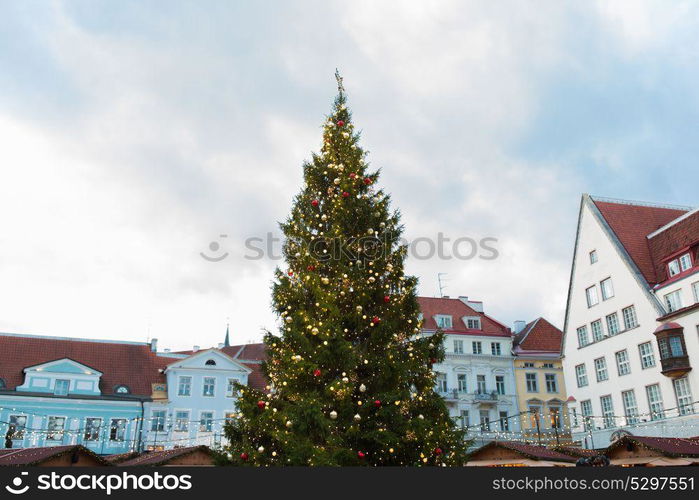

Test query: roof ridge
[647,206,699,239]
[0,331,151,347]
[590,195,693,212]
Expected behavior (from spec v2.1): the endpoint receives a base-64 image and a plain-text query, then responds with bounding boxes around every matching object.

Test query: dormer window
[114,385,131,395]
[435,315,452,329]
[54,379,70,396]
[680,253,693,271]
[205,359,217,366]
[0,378,5,389]
[668,253,692,278]
[464,317,481,330]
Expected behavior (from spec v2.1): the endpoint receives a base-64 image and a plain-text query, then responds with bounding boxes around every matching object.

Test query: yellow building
[512,318,572,445]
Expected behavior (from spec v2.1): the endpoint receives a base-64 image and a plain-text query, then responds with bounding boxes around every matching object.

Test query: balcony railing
[473,391,498,401]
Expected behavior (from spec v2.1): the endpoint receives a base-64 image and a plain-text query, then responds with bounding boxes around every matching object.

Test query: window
[114,385,130,395]
[499,411,509,431]
[549,406,562,429]
[175,411,190,432]
[668,259,681,277]
[490,342,502,356]
[571,407,579,428]
[638,342,656,369]
[646,384,664,421]
[589,249,598,264]
[47,417,66,441]
[460,410,469,429]
[203,377,216,397]
[199,412,214,432]
[495,376,505,395]
[600,278,614,300]
[436,315,452,328]
[665,290,683,313]
[151,410,166,432]
[472,341,482,355]
[8,415,27,440]
[54,379,70,396]
[580,400,594,430]
[600,395,615,428]
[226,379,238,398]
[545,374,558,393]
[594,357,608,382]
[622,390,638,425]
[586,286,599,307]
[453,339,463,354]
[0,378,5,389]
[622,306,638,330]
[693,281,699,303]
[178,376,192,396]
[84,418,102,441]
[542,363,554,368]
[591,319,604,342]
[615,350,631,376]
[674,378,694,415]
[680,253,693,272]
[110,419,127,441]
[528,405,541,427]
[669,336,685,357]
[205,359,217,366]
[575,364,588,387]
[466,317,481,329]
[479,410,490,431]
[476,375,487,394]
[525,373,538,392]
[606,313,620,336]
[435,372,447,393]
[457,374,467,393]
[577,326,589,347]
[523,362,535,368]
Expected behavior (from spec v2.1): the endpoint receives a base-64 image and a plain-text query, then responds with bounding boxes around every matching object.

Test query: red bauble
[257,400,266,409]
[342,191,349,198]
[357,451,365,459]
[434,447,442,455]
[372,316,380,324]
[336,120,345,127]
[349,173,357,179]
[307,265,316,271]
[364,177,372,185]
[374,399,381,408]
[383,296,390,303]
[287,270,293,276]
[313,369,321,377]
[240,452,249,461]
[311,199,319,207]
[430,357,437,364]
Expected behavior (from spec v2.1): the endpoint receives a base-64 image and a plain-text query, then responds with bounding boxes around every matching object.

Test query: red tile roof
[0,333,179,397]
[0,445,110,466]
[417,297,510,337]
[592,199,691,285]
[470,441,577,462]
[648,210,699,283]
[117,446,213,466]
[513,318,563,353]
[607,436,699,458]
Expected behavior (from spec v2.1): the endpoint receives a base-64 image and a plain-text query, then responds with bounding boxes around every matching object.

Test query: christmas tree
[223,72,468,466]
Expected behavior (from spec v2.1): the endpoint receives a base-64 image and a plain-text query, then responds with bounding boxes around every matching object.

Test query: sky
[1,0,698,350]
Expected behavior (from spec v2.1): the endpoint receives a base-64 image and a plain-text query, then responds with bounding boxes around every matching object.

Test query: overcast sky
[1,1,698,350]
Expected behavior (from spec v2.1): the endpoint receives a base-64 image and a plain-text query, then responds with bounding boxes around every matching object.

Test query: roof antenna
[437,273,449,297]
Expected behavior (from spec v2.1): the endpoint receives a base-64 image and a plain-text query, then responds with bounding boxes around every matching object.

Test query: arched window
[114,385,131,395]
[205,359,217,366]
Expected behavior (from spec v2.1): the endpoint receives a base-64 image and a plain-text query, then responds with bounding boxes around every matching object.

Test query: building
[512,318,571,445]
[417,296,520,444]
[0,445,109,466]
[117,445,215,466]
[605,435,699,466]
[562,195,699,447]
[465,441,576,467]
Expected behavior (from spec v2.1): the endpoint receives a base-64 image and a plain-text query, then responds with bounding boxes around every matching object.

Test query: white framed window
[495,375,505,395]
[589,249,598,264]
[178,376,192,396]
[453,339,463,354]
[646,384,664,421]
[84,418,101,441]
[622,305,638,330]
[586,285,599,307]
[203,377,216,397]
[472,341,482,355]
[465,317,481,330]
[435,315,452,329]
[199,412,214,432]
[577,326,589,347]
[606,312,620,336]
[523,362,535,368]
[600,278,614,300]
[54,379,70,396]
[175,411,190,432]
[674,378,694,415]
[679,253,692,272]
[580,400,594,430]
[668,259,681,277]
[8,415,27,440]
[594,357,608,382]
[638,342,656,369]
[575,364,588,387]
[664,290,683,312]
[622,390,639,425]
[476,375,487,394]
[525,373,538,392]
[479,410,491,431]
[460,410,469,429]
[499,411,509,431]
[47,416,66,441]
[693,281,699,303]
[110,419,127,442]
[435,372,447,393]
[151,410,166,432]
[591,319,604,342]
[600,395,615,428]
[545,374,558,393]
[457,373,467,392]
[615,350,631,376]
[226,378,238,398]
[490,342,502,356]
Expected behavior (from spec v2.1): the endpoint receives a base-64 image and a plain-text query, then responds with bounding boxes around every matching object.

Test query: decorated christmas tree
[223,73,468,466]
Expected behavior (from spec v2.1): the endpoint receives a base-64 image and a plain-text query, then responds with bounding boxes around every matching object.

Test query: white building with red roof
[417,296,520,443]
[563,194,699,446]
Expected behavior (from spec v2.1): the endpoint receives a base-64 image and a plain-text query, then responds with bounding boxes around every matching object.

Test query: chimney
[442,295,450,299]
[193,345,200,352]
[163,348,171,353]
[150,338,158,352]
[458,296,483,312]
[217,343,224,349]
[514,321,527,334]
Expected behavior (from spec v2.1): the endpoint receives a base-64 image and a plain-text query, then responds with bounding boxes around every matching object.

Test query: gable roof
[606,435,699,458]
[0,445,110,466]
[469,441,577,463]
[417,297,511,337]
[117,446,213,466]
[164,348,252,374]
[513,317,563,354]
[0,333,179,397]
